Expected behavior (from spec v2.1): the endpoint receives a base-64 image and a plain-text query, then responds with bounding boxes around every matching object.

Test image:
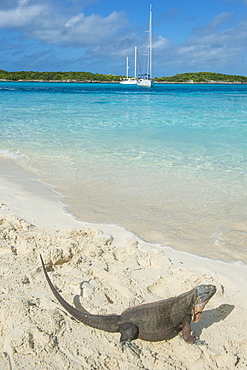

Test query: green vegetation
[155,72,247,83]
[0,70,122,82]
[0,70,247,83]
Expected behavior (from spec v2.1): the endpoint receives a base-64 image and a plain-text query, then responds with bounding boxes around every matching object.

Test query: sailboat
[137,3,154,88]
[120,47,138,85]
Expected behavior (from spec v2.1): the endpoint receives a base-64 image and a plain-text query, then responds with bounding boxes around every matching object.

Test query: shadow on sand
[191,304,234,338]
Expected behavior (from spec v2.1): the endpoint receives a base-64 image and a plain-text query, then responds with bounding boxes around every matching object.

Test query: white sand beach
[0,159,246,369]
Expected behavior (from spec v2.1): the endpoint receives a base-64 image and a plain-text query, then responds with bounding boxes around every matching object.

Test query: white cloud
[195,12,233,35]
[154,11,247,75]
[0,1,129,49]
[29,10,129,49]
[0,1,44,27]
[65,14,84,28]
[153,36,169,51]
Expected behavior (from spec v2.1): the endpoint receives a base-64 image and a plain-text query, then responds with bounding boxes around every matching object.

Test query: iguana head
[192,284,216,323]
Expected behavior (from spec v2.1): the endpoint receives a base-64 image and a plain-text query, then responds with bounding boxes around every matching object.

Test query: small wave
[0,86,17,91]
[0,149,24,160]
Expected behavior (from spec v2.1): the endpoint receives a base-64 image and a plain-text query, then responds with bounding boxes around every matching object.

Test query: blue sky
[1,0,247,76]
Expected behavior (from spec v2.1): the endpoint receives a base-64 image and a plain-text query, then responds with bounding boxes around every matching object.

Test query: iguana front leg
[181,315,206,345]
[181,315,195,343]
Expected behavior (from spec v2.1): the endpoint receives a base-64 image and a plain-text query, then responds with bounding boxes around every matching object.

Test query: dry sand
[0,164,246,369]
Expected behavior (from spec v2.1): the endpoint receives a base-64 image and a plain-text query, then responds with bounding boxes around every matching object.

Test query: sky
[1,0,247,77]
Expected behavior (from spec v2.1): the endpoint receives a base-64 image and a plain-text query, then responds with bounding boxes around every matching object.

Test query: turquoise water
[0,82,247,261]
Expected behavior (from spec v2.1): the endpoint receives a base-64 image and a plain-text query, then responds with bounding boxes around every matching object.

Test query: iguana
[40,255,216,353]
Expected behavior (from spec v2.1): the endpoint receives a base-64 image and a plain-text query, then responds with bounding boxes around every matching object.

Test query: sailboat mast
[134,46,137,79]
[136,3,154,87]
[126,56,129,78]
[149,3,153,80]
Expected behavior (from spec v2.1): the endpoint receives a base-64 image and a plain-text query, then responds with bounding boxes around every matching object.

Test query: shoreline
[0,157,247,288]
[0,157,247,369]
[1,156,246,264]
[1,79,247,84]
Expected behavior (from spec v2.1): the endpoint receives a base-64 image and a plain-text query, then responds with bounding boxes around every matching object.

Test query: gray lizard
[40,255,216,353]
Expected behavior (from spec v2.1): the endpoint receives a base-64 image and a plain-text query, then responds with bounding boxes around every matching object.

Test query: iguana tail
[40,255,120,333]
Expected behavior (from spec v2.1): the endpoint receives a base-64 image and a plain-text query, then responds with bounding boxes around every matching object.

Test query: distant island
[0,70,247,84]
[155,72,247,84]
[0,70,122,83]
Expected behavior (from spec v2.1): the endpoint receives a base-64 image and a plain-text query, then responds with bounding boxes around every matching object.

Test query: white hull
[137,78,154,87]
[120,78,137,85]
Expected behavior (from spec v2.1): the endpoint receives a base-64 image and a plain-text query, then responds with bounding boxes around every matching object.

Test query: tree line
[155,72,247,83]
[0,70,122,82]
[0,70,247,83]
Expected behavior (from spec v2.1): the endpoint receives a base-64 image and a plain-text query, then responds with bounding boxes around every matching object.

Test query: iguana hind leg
[119,322,140,356]
[119,322,139,342]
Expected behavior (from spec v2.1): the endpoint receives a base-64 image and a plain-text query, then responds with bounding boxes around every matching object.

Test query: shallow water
[0,82,246,262]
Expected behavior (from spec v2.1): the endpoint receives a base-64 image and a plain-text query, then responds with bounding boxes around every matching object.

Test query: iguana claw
[194,338,207,345]
[121,341,141,357]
